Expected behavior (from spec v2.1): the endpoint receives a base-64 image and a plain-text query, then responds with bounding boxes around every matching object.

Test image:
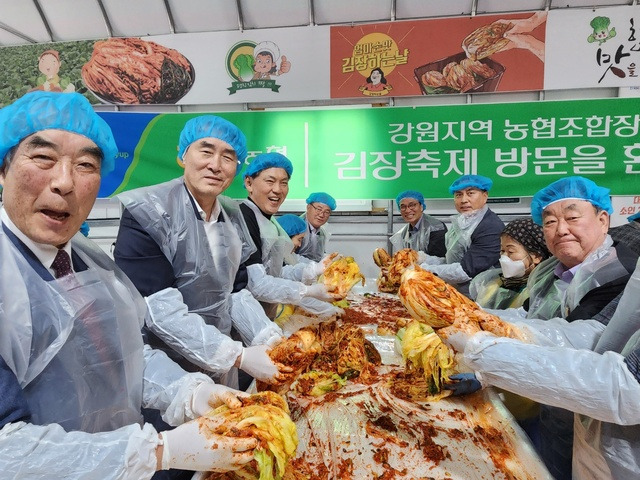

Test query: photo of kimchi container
[415,51,505,95]
[81,37,195,104]
[414,21,514,95]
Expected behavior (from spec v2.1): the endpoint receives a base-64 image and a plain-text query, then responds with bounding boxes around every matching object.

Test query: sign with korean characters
[545,5,640,89]
[330,12,546,99]
[101,97,640,199]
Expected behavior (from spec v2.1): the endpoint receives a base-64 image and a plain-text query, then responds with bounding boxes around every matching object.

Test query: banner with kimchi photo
[0,26,331,107]
[329,12,546,99]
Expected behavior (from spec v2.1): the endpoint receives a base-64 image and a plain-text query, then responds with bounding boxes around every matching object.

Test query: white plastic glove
[160,417,257,472]
[320,252,341,270]
[303,283,343,302]
[444,330,496,354]
[238,344,291,383]
[265,334,286,348]
[421,254,446,266]
[306,252,341,278]
[190,382,249,417]
[424,262,471,284]
[416,251,428,264]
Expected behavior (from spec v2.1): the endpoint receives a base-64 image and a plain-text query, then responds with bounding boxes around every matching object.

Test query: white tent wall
[0,0,636,275]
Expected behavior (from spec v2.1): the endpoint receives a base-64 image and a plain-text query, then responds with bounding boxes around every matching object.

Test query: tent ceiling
[0,0,635,47]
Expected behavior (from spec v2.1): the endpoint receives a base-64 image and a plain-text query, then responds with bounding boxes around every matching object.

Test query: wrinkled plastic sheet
[283,333,551,480]
[197,292,552,480]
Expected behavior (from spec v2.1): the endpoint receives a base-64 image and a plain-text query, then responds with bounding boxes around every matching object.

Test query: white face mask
[499,255,527,278]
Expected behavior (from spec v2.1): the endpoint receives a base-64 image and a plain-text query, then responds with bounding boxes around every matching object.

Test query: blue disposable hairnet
[79,221,90,237]
[178,115,247,175]
[277,214,307,237]
[448,174,493,194]
[396,190,426,209]
[306,192,337,211]
[244,152,293,178]
[531,176,613,225]
[628,211,640,222]
[0,91,118,175]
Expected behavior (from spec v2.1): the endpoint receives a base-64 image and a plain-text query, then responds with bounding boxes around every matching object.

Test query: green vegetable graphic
[588,16,617,45]
[234,53,255,82]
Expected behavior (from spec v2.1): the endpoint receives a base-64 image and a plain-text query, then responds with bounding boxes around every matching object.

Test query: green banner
[110,97,640,199]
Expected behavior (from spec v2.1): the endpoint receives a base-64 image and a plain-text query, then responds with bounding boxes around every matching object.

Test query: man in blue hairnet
[239,153,345,319]
[391,190,447,257]
[0,92,257,479]
[420,174,504,295]
[297,192,336,262]
[443,176,639,480]
[114,116,292,394]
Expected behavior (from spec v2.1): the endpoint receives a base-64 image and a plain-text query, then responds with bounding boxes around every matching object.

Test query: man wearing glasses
[298,192,336,262]
[391,190,447,258]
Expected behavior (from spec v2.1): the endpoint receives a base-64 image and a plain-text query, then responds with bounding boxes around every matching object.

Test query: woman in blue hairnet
[420,174,504,295]
[297,192,336,262]
[391,190,447,257]
[277,213,307,252]
[239,153,344,319]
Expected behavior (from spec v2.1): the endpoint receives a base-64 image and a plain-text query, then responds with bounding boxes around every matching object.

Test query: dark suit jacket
[566,241,639,323]
[459,208,505,278]
[114,204,249,296]
[0,354,31,428]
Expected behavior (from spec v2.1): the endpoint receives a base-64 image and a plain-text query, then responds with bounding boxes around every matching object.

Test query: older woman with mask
[470,217,550,310]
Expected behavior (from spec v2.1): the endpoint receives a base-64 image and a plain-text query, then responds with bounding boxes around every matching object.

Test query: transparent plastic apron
[242,200,293,317]
[297,214,327,262]
[390,221,433,254]
[120,180,247,337]
[0,231,144,433]
[445,206,488,263]
[242,200,290,277]
[120,181,251,385]
[528,237,627,320]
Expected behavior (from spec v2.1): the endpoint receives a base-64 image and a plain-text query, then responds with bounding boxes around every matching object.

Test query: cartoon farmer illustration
[31,50,76,93]
[252,41,291,80]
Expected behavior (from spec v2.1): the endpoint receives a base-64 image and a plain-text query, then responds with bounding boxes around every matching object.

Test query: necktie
[51,249,73,278]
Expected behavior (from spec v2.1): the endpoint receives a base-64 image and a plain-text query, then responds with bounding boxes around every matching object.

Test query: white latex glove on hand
[191,382,249,417]
[160,418,257,472]
[443,330,496,354]
[304,283,344,302]
[421,254,446,266]
[312,252,341,276]
[443,331,475,353]
[238,344,292,383]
